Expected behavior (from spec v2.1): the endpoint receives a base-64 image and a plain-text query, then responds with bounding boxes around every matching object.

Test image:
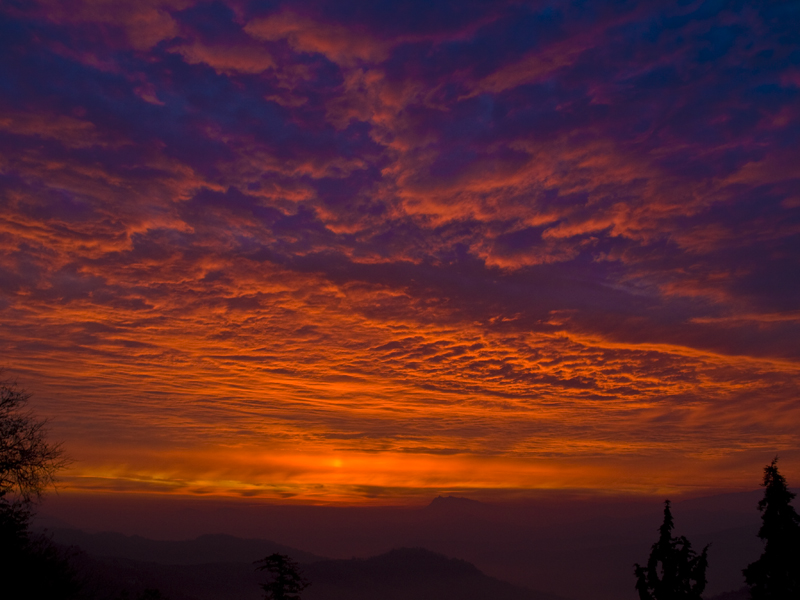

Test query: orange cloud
[171,42,276,74]
[245,11,392,65]
[0,111,115,148]
[32,0,188,50]
[463,36,594,99]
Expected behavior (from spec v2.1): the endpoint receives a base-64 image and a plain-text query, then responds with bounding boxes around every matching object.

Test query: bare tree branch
[1,376,68,503]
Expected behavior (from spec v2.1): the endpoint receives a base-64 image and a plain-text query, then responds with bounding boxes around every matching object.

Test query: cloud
[28,0,186,50]
[245,11,393,66]
[1,0,799,501]
[171,42,275,74]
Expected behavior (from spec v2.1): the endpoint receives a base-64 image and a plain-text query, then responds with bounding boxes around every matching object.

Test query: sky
[1,0,799,505]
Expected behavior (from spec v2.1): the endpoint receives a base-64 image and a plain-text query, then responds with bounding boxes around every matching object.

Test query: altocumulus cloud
[0,0,798,501]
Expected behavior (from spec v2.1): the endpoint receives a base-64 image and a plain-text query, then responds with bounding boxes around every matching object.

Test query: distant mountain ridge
[423,495,491,521]
[39,488,792,599]
[44,528,323,565]
[427,495,486,510]
[302,548,569,600]
[54,537,570,600]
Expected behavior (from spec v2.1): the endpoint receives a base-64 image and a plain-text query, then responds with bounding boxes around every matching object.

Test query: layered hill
[45,530,569,600]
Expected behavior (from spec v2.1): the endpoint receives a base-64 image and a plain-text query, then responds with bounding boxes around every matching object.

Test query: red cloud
[245,11,393,65]
[171,42,276,74]
[32,0,188,50]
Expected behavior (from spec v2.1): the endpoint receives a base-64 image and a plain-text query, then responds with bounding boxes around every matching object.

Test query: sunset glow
[1,0,798,504]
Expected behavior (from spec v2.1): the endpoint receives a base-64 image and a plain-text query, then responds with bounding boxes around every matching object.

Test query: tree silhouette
[0,376,77,598]
[255,553,309,600]
[1,376,65,542]
[1,379,65,501]
[743,457,800,599]
[634,500,708,600]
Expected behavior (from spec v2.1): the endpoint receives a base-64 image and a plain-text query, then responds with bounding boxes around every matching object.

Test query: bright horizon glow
[55,446,784,504]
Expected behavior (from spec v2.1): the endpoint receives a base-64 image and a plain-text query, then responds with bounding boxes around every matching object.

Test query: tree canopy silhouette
[1,376,65,552]
[255,553,309,600]
[0,376,77,598]
[1,377,65,502]
[634,500,708,600]
[743,457,800,599]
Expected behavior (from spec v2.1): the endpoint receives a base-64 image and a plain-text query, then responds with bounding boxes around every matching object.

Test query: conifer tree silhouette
[634,500,708,600]
[255,553,309,600]
[743,457,800,599]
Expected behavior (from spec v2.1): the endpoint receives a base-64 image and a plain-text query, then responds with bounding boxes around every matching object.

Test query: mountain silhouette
[45,528,322,565]
[302,547,567,600]
[39,489,787,599]
[427,495,486,511]
[53,535,570,600]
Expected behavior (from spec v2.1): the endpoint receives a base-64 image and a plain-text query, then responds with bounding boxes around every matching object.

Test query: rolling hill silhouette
[51,536,570,600]
[39,489,791,599]
[47,528,322,564]
[426,495,488,514]
[302,548,567,600]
